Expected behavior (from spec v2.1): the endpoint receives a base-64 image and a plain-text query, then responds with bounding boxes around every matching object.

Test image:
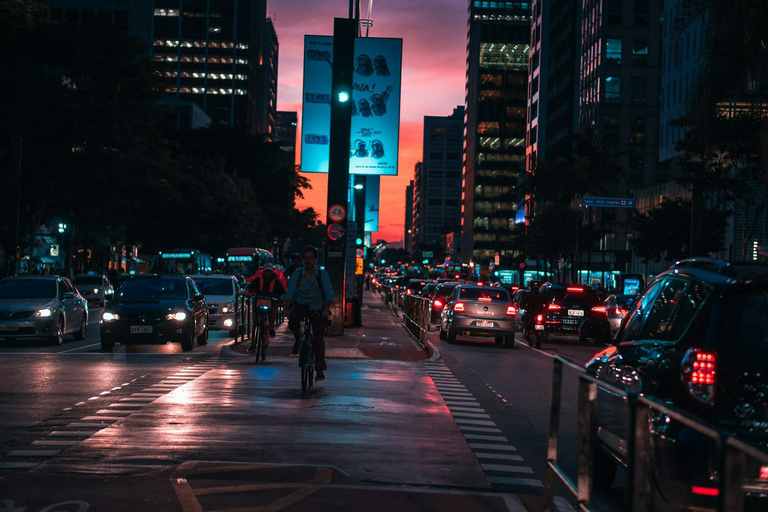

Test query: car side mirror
[62,291,74,299]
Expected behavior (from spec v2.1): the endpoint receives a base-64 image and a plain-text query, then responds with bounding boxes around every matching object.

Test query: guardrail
[232,293,284,344]
[377,284,398,315]
[544,355,768,512]
[402,294,429,349]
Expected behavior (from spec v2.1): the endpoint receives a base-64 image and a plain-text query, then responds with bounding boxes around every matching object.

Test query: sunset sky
[269,0,468,244]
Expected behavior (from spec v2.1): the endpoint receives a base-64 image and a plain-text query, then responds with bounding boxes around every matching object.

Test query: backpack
[292,267,325,301]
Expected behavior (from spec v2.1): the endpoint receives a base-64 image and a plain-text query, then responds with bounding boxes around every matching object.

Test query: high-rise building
[414,107,464,252]
[50,0,153,44]
[276,111,297,167]
[462,1,531,267]
[404,180,415,255]
[254,18,279,140]
[151,1,275,136]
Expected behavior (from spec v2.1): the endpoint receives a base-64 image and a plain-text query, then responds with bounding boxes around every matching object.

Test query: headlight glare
[35,307,54,318]
[102,312,119,321]
[221,301,235,314]
[166,311,187,321]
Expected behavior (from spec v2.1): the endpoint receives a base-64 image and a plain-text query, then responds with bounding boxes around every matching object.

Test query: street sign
[355,248,363,258]
[582,196,635,208]
[494,252,500,265]
[327,222,346,241]
[355,257,364,275]
[328,203,347,222]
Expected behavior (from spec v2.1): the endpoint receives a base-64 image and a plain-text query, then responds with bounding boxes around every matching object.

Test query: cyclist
[284,246,333,381]
[285,253,302,276]
[246,263,285,339]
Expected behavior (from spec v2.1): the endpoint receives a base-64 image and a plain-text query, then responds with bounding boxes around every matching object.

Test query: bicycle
[249,296,272,363]
[297,313,316,391]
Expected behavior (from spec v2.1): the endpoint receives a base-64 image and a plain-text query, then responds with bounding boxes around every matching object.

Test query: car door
[59,278,78,332]
[187,279,205,335]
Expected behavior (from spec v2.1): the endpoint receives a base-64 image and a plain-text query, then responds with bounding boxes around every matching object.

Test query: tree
[633,198,727,263]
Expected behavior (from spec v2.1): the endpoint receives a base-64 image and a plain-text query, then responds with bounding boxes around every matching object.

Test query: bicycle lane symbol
[0,500,89,512]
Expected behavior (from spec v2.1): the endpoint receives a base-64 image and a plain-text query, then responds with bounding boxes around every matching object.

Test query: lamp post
[57,223,67,275]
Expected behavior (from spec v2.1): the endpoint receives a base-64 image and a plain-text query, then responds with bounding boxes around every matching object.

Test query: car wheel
[197,326,208,346]
[181,333,194,352]
[49,317,64,345]
[579,333,589,344]
[534,331,546,349]
[439,324,447,340]
[100,338,114,352]
[504,335,515,348]
[73,315,87,341]
[447,325,457,343]
[494,335,504,345]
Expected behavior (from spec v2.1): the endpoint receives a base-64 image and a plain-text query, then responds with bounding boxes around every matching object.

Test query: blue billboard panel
[301,35,402,176]
[364,175,380,232]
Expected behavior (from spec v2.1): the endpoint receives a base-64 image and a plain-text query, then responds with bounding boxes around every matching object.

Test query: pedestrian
[284,246,333,381]
[285,253,302,277]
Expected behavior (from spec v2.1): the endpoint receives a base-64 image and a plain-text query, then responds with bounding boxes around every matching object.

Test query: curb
[426,340,440,361]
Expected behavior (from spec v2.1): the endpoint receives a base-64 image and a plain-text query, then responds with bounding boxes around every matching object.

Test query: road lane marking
[60,343,100,353]
[454,419,496,426]
[486,476,543,487]
[475,453,524,462]
[469,443,517,451]
[452,412,492,419]
[6,449,61,456]
[0,462,39,469]
[481,464,533,474]
[464,434,509,442]
[32,440,80,446]
[459,426,503,433]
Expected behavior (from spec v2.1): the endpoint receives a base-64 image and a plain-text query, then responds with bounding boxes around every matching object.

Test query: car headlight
[166,311,187,321]
[35,307,54,318]
[102,312,119,321]
[221,301,235,314]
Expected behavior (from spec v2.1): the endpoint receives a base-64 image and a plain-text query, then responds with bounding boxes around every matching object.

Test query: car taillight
[407,289,412,295]
[478,297,492,302]
[691,486,719,496]
[433,299,443,308]
[454,303,465,312]
[548,304,561,310]
[507,306,516,316]
[615,307,627,316]
[681,348,717,407]
[536,314,544,323]
[591,305,607,315]
[761,466,768,480]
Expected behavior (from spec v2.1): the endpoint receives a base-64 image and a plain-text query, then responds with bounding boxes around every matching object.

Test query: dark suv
[586,258,768,510]
[534,283,610,347]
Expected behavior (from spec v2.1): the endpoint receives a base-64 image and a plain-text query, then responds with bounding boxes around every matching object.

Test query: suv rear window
[550,288,600,303]
[459,288,509,301]
[720,288,768,351]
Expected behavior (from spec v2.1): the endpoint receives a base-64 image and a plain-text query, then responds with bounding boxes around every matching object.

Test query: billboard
[301,35,402,176]
[363,175,380,232]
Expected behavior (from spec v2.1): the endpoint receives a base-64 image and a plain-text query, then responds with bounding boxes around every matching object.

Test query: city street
[0,292,625,511]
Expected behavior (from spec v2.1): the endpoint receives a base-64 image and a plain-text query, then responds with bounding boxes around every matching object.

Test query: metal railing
[544,355,768,512]
[402,294,430,349]
[231,292,284,344]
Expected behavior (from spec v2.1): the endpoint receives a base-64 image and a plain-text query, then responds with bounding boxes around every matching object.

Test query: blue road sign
[582,196,635,208]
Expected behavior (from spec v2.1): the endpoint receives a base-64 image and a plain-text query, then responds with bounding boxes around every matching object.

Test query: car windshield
[407,281,430,291]
[435,285,457,298]
[460,288,509,301]
[0,278,57,299]
[194,278,235,296]
[74,276,103,286]
[117,279,187,300]
[720,289,768,351]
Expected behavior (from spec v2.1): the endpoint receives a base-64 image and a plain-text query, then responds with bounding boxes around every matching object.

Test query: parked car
[428,282,461,331]
[73,274,114,306]
[603,293,637,337]
[439,284,514,347]
[586,258,768,510]
[0,275,89,345]
[189,274,240,337]
[534,283,610,346]
[99,276,208,352]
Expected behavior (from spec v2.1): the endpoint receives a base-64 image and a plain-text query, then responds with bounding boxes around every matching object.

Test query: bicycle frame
[298,314,315,391]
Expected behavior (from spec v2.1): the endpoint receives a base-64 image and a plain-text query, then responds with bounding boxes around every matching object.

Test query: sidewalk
[226,289,433,362]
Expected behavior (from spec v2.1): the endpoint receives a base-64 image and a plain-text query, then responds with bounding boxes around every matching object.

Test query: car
[99,276,208,352]
[428,282,461,331]
[73,274,114,306]
[403,279,433,299]
[509,288,533,332]
[603,293,637,337]
[420,282,437,298]
[586,258,768,510]
[188,274,240,336]
[535,283,610,346]
[0,275,89,345]
[438,284,514,347]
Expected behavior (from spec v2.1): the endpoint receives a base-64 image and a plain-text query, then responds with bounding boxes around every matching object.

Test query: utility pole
[324,16,357,336]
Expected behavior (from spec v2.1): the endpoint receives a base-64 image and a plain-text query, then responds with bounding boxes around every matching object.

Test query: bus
[152,249,212,275]
[224,247,274,281]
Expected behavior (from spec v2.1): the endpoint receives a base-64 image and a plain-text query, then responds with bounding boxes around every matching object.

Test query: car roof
[188,274,234,280]
[659,258,768,287]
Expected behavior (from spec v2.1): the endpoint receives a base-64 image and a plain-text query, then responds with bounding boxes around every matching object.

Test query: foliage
[633,198,727,263]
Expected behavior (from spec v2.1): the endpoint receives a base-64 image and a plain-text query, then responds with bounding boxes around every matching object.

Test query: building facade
[462,0,531,267]
[414,107,465,252]
[276,110,298,167]
[404,180,415,255]
[151,0,274,136]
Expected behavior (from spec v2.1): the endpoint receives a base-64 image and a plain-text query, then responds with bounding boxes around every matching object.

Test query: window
[633,39,649,64]
[632,77,646,105]
[638,279,689,340]
[667,282,711,340]
[621,281,662,341]
[606,39,622,64]
[605,76,620,103]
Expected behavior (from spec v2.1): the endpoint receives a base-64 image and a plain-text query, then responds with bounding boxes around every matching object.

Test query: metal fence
[544,355,768,511]
[402,293,430,349]
[231,292,284,344]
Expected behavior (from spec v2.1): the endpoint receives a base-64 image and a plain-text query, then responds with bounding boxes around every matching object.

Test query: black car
[586,258,768,510]
[100,276,208,352]
[534,283,610,346]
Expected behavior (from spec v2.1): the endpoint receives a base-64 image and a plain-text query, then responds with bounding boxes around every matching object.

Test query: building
[413,107,464,253]
[151,0,275,136]
[49,0,153,44]
[404,180,414,255]
[462,1,531,267]
[276,111,298,167]
[254,18,279,140]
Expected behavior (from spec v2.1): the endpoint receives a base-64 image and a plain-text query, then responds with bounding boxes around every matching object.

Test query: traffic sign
[355,248,363,258]
[327,222,346,241]
[582,196,635,208]
[328,203,347,222]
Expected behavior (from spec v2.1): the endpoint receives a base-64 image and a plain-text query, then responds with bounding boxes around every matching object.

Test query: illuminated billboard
[364,175,380,232]
[301,35,402,176]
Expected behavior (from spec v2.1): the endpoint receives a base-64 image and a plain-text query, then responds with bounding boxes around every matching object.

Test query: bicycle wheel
[253,323,263,363]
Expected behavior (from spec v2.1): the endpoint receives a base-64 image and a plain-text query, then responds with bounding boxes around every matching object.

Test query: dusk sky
[269,0,468,244]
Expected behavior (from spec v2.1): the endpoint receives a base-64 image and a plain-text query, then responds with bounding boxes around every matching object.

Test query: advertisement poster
[301,35,402,176]
[364,175,380,232]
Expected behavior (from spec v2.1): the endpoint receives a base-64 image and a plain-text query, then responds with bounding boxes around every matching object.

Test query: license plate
[475,321,494,328]
[130,326,153,334]
[0,324,19,331]
[568,309,584,317]
[535,324,545,330]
